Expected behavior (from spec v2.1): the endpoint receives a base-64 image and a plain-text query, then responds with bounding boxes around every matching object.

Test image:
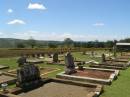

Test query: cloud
[93,22,105,27]
[7,19,26,25]
[8,9,13,13]
[11,31,115,41]
[0,30,125,42]
[28,3,46,10]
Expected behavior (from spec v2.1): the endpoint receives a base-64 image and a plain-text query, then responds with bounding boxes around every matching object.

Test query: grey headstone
[16,63,41,88]
[17,56,27,67]
[65,52,76,75]
[53,53,58,63]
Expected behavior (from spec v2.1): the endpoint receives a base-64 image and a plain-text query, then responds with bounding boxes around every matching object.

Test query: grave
[0,72,16,85]
[57,52,119,85]
[7,67,60,78]
[90,54,130,70]
[0,61,103,97]
[0,65,9,70]
[0,78,103,97]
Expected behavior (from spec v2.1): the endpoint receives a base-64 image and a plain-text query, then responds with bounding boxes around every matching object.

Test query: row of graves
[89,42,130,70]
[1,43,130,97]
[0,53,103,97]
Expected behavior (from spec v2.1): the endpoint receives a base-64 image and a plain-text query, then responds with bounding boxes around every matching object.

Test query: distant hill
[0,37,129,48]
[0,38,61,48]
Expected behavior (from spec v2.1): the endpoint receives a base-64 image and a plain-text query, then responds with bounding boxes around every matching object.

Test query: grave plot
[0,79,103,97]
[57,68,119,85]
[90,54,130,70]
[44,53,65,65]
[0,72,16,85]
[57,52,119,85]
[39,67,60,77]
[0,62,103,97]
[106,58,129,63]
[89,61,129,70]
[117,56,130,59]
[7,67,60,77]
[0,65,9,70]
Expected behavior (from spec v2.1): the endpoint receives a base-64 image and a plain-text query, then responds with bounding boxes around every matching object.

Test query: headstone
[16,63,41,88]
[65,52,77,75]
[113,40,117,58]
[102,53,106,63]
[17,55,27,67]
[53,53,58,63]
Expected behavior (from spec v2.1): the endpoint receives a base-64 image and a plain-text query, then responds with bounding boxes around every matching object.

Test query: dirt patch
[18,82,95,97]
[71,69,113,79]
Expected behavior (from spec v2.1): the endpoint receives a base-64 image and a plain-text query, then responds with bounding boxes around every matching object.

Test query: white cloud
[93,22,105,27]
[2,30,125,41]
[7,19,26,25]
[11,31,118,41]
[8,9,13,13]
[28,3,46,10]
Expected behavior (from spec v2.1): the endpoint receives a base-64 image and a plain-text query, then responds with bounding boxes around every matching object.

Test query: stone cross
[65,52,76,74]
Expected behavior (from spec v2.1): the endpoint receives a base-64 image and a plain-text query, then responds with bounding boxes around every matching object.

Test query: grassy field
[0,52,130,97]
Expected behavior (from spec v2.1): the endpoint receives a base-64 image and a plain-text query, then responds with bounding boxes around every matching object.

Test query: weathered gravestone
[53,53,58,63]
[17,55,27,67]
[65,52,77,75]
[102,53,106,63]
[16,63,42,89]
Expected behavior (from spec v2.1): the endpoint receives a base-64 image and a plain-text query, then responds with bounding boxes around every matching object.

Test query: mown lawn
[101,68,130,97]
[0,52,130,97]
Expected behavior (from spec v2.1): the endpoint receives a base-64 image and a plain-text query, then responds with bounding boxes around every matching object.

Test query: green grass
[0,57,18,69]
[72,52,101,62]
[0,52,130,97]
[101,68,130,97]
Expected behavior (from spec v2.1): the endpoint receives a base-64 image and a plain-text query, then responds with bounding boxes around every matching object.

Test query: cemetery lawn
[0,52,130,97]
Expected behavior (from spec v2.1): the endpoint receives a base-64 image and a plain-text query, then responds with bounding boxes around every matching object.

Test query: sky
[0,0,130,41]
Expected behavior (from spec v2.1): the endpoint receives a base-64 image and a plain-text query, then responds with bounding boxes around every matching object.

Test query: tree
[48,43,58,48]
[16,42,25,48]
[63,38,74,47]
